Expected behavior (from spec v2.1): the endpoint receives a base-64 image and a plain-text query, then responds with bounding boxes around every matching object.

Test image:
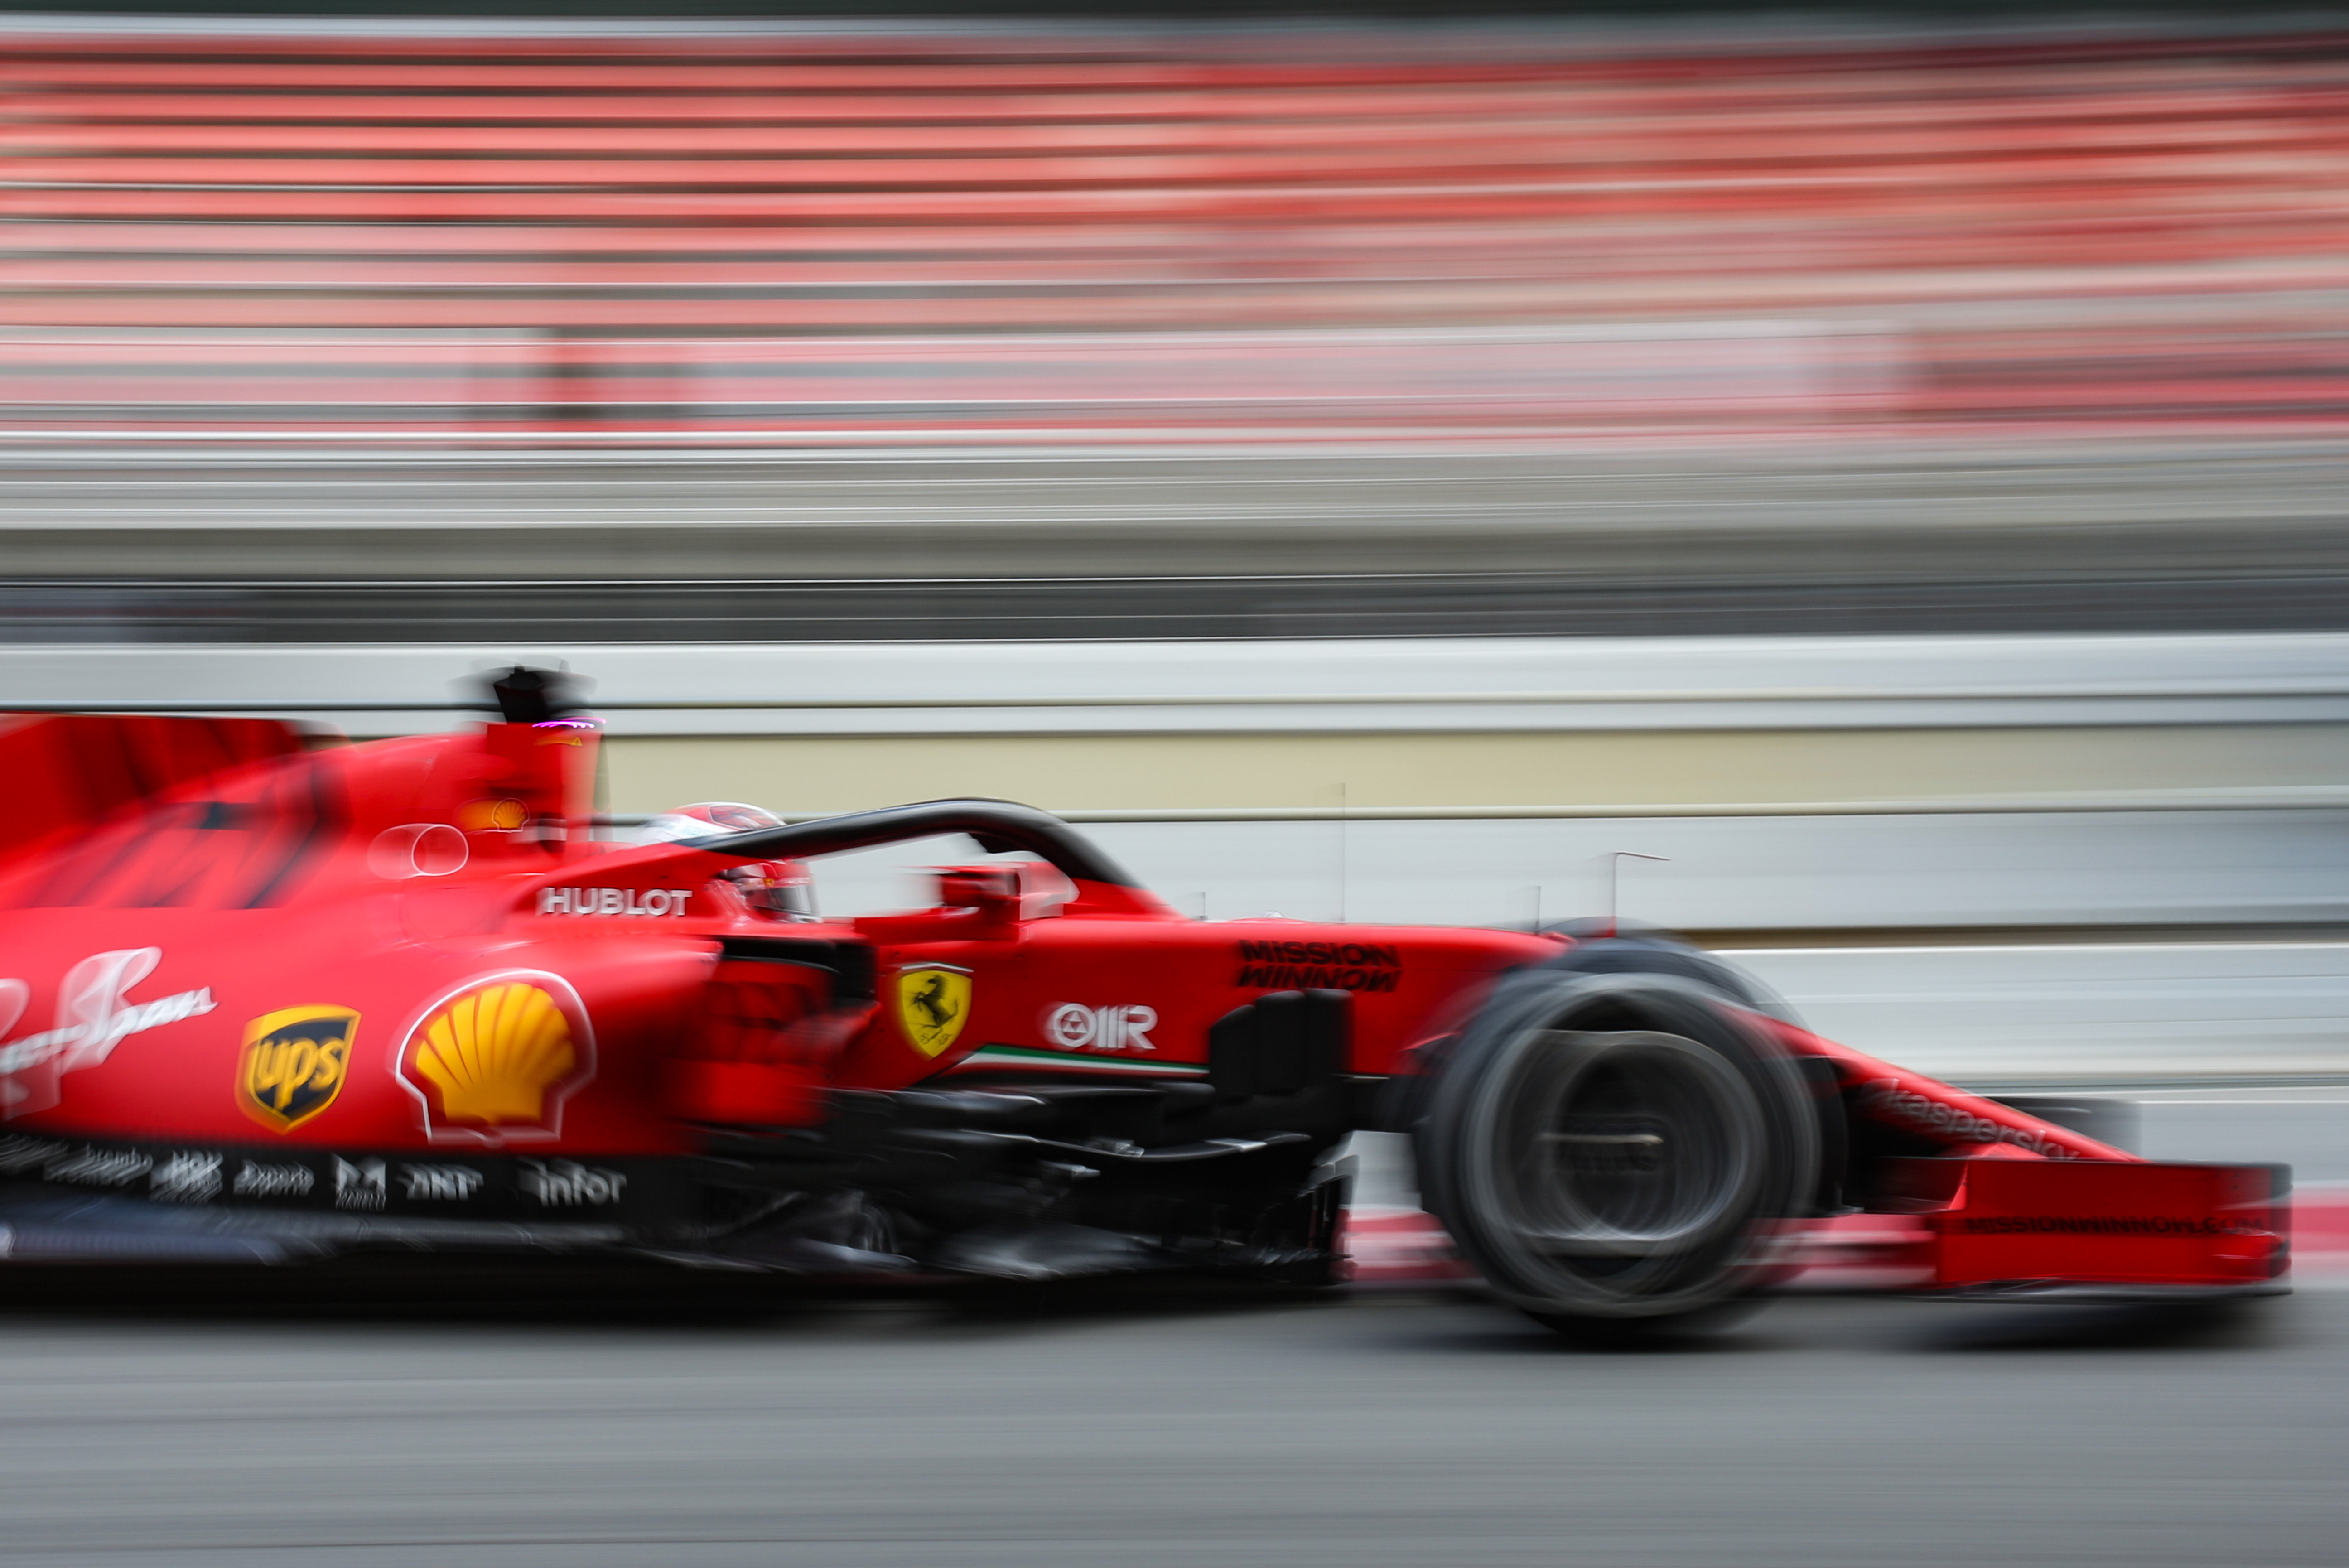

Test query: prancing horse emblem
[895,965,973,1058]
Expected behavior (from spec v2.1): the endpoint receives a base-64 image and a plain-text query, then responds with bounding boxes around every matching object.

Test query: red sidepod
[663,956,846,1128]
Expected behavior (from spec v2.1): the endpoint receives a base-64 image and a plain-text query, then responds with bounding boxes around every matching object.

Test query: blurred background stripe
[2,16,2346,439]
[7,11,2349,1082]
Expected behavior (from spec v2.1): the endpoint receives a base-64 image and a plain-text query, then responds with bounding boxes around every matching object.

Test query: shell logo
[394,972,595,1143]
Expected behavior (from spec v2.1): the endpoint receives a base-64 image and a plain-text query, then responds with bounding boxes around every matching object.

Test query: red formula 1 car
[0,671,2289,1334]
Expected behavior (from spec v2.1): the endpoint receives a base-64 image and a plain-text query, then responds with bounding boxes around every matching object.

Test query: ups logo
[237,1005,359,1133]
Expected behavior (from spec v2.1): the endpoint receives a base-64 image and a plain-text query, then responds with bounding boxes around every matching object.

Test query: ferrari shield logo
[896,965,972,1057]
[237,1005,359,1133]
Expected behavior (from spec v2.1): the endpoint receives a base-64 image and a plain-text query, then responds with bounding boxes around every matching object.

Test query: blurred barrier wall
[1731,945,2349,1083]
[7,632,2347,935]
[11,630,2349,1081]
[2,15,2348,442]
[13,437,2349,642]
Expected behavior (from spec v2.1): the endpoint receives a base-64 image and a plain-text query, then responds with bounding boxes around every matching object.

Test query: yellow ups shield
[896,966,972,1057]
[237,1005,359,1133]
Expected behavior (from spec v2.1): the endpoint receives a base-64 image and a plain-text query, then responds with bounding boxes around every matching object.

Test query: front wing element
[1886,1156,2289,1296]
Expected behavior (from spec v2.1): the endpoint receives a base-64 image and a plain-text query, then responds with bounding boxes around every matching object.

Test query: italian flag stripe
[952,1044,1209,1076]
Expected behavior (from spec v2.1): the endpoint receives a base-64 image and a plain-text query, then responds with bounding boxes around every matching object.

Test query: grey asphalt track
[0,1272,2335,1567]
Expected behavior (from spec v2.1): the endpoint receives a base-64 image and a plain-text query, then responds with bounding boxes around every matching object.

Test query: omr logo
[1042,1003,1158,1054]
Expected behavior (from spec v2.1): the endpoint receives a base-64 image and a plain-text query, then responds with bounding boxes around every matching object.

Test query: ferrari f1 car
[0,671,2288,1334]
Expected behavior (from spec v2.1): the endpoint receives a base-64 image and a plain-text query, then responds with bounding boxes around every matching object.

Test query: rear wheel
[1416,970,1818,1336]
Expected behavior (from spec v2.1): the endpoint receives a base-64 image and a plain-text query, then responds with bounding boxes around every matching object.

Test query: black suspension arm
[680,797,1147,889]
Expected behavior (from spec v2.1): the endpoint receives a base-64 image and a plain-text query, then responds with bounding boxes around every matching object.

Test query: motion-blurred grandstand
[10,6,2349,1085]
[5,9,2349,638]
[11,15,2349,440]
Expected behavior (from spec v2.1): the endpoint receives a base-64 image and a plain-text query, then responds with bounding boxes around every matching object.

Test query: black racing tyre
[1535,923,1794,1020]
[1415,969,1819,1336]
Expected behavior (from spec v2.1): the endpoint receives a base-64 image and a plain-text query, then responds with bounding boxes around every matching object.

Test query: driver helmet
[635,801,816,921]
[635,801,785,844]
